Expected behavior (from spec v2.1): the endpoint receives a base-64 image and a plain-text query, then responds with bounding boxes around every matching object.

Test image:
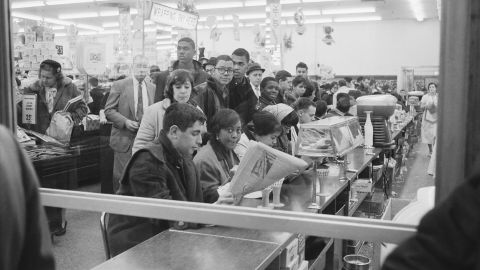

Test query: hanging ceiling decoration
[322,25,334,45]
[293,7,306,35]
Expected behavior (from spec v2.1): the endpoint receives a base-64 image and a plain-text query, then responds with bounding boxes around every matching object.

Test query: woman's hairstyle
[281,111,299,127]
[165,69,194,101]
[292,76,307,87]
[251,111,281,136]
[260,77,277,90]
[427,82,438,90]
[39,59,64,89]
[302,81,315,98]
[207,109,241,137]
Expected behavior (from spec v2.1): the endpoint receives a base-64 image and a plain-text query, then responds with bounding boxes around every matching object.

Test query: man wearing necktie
[247,63,265,101]
[105,55,155,193]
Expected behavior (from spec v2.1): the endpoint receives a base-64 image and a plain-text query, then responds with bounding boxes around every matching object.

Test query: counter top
[92,230,281,270]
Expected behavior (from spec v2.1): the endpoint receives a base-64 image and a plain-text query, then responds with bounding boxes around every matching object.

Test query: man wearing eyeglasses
[194,55,235,121]
[227,48,259,124]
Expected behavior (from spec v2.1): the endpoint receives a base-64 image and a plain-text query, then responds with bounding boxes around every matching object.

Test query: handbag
[46,112,74,143]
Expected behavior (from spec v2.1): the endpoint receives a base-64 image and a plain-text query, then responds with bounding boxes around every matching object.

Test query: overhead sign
[149,2,198,30]
[76,42,106,75]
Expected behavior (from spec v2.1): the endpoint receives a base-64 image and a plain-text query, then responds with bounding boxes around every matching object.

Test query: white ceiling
[11,0,440,35]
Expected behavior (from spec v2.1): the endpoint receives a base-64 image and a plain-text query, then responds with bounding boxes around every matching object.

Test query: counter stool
[100,212,112,259]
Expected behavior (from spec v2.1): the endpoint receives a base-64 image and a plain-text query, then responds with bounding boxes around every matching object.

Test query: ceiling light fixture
[244,0,266,7]
[280,0,300,4]
[408,0,425,21]
[45,0,108,5]
[302,0,338,2]
[58,12,99,19]
[55,33,67,37]
[334,16,382,22]
[11,1,45,9]
[196,2,243,10]
[322,7,376,15]
[156,35,172,40]
[12,12,105,31]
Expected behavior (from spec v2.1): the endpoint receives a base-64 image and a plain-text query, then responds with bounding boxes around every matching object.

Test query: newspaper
[230,141,308,205]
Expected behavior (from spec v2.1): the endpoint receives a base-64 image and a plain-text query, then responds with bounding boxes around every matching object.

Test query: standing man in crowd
[293,97,316,125]
[247,62,265,99]
[105,55,156,193]
[228,48,258,124]
[153,37,208,102]
[275,70,292,103]
[325,93,353,118]
[194,55,235,121]
[332,79,350,109]
[296,62,321,100]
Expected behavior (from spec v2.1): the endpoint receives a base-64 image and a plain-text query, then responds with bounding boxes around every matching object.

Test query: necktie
[136,82,143,121]
[255,86,260,97]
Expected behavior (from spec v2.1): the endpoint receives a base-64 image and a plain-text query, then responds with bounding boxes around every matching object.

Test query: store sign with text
[22,94,37,124]
[149,2,198,30]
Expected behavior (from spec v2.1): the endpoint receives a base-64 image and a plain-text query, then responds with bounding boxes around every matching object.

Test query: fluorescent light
[280,0,300,4]
[52,26,65,30]
[302,0,337,2]
[244,0,266,7]
[78,31,97,36]
[103,21,154,28]
[45,0,108,5]
[196,2,242,10]
[239,13,267,20]
[55,33,67,37]
[156,35,172,40]
[58,12,99,19]
[334,16,382,22]
[408,0,425,21]
[157,45,174,50]
[76,23,103,31]
[306,18,333,24]
[99,10,119,17]
[157,41,173,45]
[322,7,376,15]
[18,28,25,33]
[282,10,321,17]
[217,23,234,28]
[12,12,42,21]
[11,1,45,9]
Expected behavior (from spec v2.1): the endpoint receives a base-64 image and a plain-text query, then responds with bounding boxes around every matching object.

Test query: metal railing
[40,188,416,244]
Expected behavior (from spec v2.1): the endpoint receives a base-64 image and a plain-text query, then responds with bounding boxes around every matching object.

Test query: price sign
[22,94,37,124]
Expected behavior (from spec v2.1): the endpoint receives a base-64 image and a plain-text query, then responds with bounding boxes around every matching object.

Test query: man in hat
[202,57,217,76]
[247,62,265,99]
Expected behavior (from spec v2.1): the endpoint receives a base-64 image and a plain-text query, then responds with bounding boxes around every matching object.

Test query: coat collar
[142,130,183,167]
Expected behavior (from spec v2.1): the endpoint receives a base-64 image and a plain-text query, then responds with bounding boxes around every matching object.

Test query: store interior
[9,0,442,269]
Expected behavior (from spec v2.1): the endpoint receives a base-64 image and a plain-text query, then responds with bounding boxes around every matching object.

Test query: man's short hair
[215,55,233,63]
[356,76,364,82]
[88,77,99,87]
[315,100,328,118]
[337,92,350,102]
[302,81,315,98]
[345,77,352,83]
[292,75,307,87]
[232,48,250,62]
[275,70,292,82]
[163,103,206,132]
[296,62,308,70]
[293,97,315,111]
[338,79,347,87]
[178,37,196,50]
[348,90,362,100]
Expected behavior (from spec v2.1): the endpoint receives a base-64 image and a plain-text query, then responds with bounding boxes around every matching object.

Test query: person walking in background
[420,82,438,157]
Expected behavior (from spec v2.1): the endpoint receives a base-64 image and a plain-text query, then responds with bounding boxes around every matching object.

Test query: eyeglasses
[215,67,234,74]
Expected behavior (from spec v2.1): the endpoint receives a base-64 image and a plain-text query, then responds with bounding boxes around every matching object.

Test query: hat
[263,104,294,122]
[246,62,265,75]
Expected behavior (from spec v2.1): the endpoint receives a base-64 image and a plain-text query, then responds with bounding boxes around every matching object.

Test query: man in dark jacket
[107,103,225,256]
[0,125,55,270]
[227,48,258,124]
[153,37,208,102]
[382,173,480,270]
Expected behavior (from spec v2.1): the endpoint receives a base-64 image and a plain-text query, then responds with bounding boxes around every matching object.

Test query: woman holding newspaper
[18,59,88,135]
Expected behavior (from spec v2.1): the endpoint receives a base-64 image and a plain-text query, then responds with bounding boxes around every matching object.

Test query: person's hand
[215,182,234,205]
[125,119,139,132]
[99,110,108,124]
[229,165,239,178]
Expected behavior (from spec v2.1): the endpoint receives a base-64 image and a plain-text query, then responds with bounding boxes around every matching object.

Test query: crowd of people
[14,36,420,256]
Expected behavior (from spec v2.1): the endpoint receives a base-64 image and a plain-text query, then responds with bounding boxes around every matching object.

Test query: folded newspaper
[230,141,308,205]
[62,95,83,113]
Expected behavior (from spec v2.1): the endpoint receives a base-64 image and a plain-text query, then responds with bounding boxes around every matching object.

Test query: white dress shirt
[250,82,261,99]
[132,77,149,119]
